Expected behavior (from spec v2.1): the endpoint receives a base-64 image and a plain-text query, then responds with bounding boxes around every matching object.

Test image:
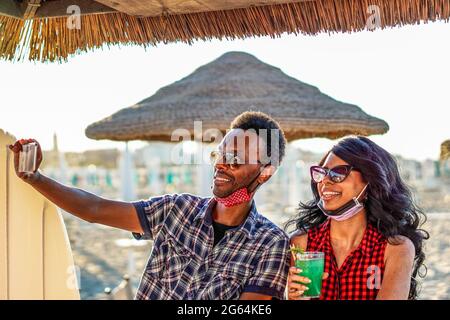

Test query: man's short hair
[230,111,287,166]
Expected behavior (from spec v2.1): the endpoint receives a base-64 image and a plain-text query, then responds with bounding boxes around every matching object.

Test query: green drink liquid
[294,252,325,298]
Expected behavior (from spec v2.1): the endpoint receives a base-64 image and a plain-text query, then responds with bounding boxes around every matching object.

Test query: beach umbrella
[1,0,449,62]
[441,140,450,161]
[85,51,389,142]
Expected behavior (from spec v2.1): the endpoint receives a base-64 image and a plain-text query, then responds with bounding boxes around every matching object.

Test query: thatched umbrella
[1,0,449,62]
[441,140,450,161]
[85,51,389,142]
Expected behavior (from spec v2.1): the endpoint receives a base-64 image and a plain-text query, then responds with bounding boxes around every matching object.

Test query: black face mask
[317,184,369,221]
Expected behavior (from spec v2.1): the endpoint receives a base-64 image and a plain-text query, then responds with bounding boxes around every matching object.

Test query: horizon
[1,21,449,162]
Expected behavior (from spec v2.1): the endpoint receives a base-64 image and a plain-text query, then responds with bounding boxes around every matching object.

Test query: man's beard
[212,173,258,198]
[212,182,243,198]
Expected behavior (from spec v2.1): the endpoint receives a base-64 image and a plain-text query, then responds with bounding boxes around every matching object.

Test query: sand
[419,213,450,299]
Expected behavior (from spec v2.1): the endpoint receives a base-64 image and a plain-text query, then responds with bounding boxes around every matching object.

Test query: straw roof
[1,0,449,62]
[441,140,450,161]
[85,51,389,142]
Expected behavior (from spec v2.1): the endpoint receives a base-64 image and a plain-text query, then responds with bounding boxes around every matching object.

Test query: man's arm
[30,172,142,233]
[240,235,290,300]
[239,292,272,300]
[9,139,142,233]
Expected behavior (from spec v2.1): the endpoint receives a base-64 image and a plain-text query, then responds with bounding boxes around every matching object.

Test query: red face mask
[215,187,252,207]
[214,165,266,207]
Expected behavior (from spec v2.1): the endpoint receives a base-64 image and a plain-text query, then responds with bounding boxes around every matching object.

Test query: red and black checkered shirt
[307,219,387,300]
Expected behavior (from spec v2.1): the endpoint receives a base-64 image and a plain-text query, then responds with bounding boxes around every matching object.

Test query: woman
[286,136,428,300]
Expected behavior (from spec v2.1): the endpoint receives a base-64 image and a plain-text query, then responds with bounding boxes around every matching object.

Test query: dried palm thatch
[85,51,389,142]
[1,0,449,62]
[441,140,450,161]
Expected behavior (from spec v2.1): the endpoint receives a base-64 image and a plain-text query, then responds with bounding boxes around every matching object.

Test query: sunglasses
[210,150,264,170]
[310,165,359,184]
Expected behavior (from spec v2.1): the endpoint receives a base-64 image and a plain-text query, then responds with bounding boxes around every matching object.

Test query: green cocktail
[294,252,325,298]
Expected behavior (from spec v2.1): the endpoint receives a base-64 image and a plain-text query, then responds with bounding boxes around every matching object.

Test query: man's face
[212,129,267,198]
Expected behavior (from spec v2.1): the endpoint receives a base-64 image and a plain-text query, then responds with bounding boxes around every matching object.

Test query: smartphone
[18,142,38,173]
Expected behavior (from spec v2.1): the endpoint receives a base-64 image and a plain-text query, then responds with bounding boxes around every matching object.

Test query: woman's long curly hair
[285,136,429,299]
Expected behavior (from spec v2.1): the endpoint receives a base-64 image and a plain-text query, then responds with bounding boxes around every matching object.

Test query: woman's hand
[287,267,329,300]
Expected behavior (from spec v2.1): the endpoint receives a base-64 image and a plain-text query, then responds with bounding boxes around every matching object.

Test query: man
[9,111,289,300]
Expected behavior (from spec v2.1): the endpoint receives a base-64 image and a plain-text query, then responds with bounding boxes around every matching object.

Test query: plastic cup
[294,252,325,298]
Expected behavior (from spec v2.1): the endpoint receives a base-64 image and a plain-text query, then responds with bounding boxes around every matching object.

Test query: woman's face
[317,152,367,211]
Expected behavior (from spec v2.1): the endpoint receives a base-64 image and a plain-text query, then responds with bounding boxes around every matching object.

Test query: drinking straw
[289,244,297,262]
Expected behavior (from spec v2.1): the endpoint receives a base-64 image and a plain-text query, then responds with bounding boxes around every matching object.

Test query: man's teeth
[215,177,231,182]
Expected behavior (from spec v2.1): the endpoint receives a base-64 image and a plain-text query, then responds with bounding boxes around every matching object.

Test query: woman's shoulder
[384,235,415,263]
[289,220,329,248]
[289,231,308,251]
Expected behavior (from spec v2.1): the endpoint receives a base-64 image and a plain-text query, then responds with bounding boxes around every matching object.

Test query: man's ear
[258,165,277,184]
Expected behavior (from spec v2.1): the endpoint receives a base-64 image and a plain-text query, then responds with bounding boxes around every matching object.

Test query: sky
[0,21,449,161]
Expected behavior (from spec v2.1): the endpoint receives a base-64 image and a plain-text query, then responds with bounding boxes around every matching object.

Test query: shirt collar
[315,219,333,255]
[359,223,385,256]
[193,197,216,224]
[317,219,384,257]
[194,198,258,239]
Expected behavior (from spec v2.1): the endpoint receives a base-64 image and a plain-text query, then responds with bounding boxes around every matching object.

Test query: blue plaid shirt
[132,193,290,300]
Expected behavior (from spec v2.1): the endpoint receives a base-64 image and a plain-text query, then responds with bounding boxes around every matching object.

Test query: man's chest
[144,225,261,299]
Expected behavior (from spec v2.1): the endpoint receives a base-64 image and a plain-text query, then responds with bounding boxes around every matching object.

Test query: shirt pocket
[163,237,192,276]
[146,236,192,292]
[205,262,254,300]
